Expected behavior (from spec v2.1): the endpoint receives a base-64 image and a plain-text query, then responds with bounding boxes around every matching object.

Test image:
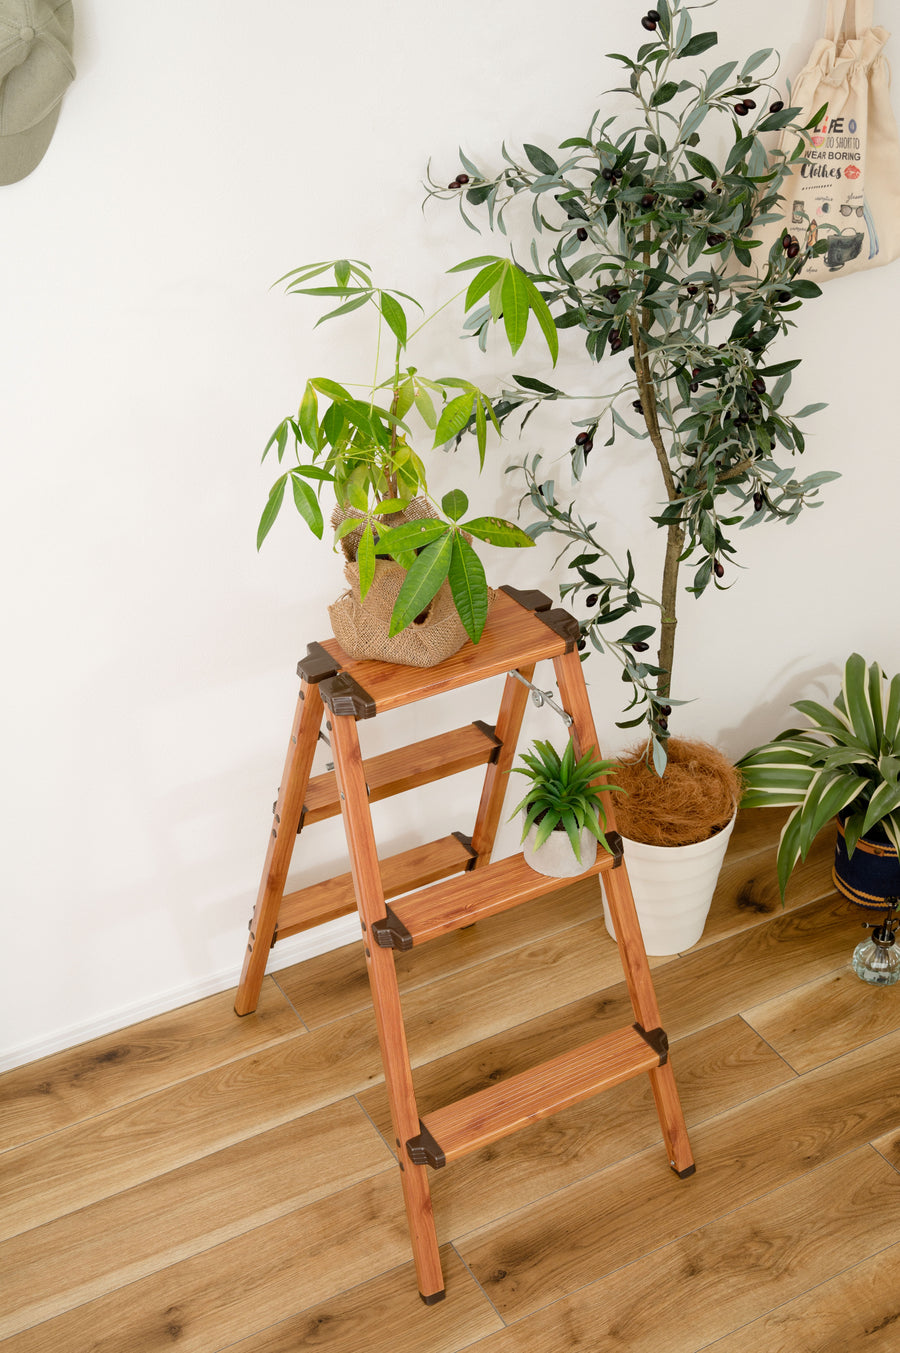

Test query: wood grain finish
[389,849,616,945]
[301,722,501,825]
[420,1026,661,1164]
[318,590,567,714]
[277,834,476,938]
[5,811,900,1350]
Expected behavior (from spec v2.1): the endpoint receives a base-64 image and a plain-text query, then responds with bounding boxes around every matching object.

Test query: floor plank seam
[448,1240,510,1332]
[269,974,313,1034]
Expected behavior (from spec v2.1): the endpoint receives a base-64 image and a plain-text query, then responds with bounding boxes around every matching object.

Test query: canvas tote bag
[764,0,900,280]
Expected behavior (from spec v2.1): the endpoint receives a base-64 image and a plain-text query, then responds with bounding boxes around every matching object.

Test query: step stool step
[319,588,579,715]
[276,833,476,940]
[301,722,501,827]
[380,836,622,948]
[410,1024,666,1167]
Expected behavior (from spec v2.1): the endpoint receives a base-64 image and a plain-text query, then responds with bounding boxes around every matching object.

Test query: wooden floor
[2,810,900,1351]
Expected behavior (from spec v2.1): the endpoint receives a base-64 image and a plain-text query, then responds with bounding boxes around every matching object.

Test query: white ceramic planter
[522,820,598,878]
[602,813,737,955]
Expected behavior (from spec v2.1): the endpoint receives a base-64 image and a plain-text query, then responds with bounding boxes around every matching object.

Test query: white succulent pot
[602,811,737,955]
[522,819,598,878]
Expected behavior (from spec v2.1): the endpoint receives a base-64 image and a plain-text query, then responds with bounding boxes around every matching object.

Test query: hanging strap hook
[507,669,573,726]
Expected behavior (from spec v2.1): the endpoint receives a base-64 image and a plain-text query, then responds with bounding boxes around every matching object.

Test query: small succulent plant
[510,738,621,862]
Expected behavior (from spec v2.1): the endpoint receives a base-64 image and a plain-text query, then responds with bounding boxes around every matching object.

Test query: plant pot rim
[619,806,738,854]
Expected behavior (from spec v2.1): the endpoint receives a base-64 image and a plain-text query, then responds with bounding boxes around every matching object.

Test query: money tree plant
[430,0,835,767]
[258,258,555,643]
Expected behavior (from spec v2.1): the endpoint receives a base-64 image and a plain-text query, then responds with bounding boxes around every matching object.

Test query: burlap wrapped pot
[328,558,476,667]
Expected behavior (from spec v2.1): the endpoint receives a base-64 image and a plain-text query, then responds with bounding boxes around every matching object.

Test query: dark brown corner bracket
[500,584,553,613]
[472,719,503,763]
[297,642,342,685]
[319,671,377,720]
[634,1023,669,1065]
[606,831,624,867]
[407,1121,446,1170]
[535,607,581,652]
[371,906,415,952]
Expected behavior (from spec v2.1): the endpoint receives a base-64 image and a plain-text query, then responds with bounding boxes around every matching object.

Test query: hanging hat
[0,1,74,186]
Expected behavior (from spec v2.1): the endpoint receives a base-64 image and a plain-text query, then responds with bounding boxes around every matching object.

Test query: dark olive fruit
[577,227,588,241]
[647,8,661,18]
[448,181,460,189]
[743,98,757,110]
[735,102,749,116]
[632,641,650,652]
[691,367,701,377]
[707,231,726,245]
[753,491,764,511]
[777,289,793,303]
[714,560,725,578]
[577,638,587,652]
[575,431,590,445]
[632,399,644,413]
[582,438,594,452]
[641,15,657,30]
[752,377,766,394]
[692,188,706,203]
[610,333,623,350]
[770,100,785,112]
[457,173,470,184]
[602,167,614,181]
[660,704,672,717]
[690,382,699,393]
[641,192,657,208]
[687,284,698,296]
[658,715,669,731]
[586,593,599,607]
[787,242,800,258]
[606,287,621,302]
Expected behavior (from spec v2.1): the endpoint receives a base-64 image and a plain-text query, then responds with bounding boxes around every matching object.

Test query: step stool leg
[328,708,446,1303]
[469,664,535,868]
[234,680,324,1016]
[553,648,695,1178]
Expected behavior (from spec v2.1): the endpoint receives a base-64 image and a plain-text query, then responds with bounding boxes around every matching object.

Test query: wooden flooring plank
[704,1239,900,1352]
[0,917,649,1238]
[223,1246,502,1353]
[464,1147,900,1352]
[0,980,301,1151]
[693,828,837,951]
[275,880,608,1029]
[0,1173,415,1353]
[357,889,856,1153]
[0,1100,392,1339]
[744,967,900,1073]
[455,1027,900,1322]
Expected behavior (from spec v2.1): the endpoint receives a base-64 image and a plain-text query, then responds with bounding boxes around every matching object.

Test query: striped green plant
[510,738,621,863]
[738,654,900,897]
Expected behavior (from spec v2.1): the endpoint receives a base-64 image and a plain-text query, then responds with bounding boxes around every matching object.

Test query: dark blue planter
[833,817,900,910]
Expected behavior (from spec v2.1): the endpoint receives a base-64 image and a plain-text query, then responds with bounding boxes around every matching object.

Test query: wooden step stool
[234,585,695,1304]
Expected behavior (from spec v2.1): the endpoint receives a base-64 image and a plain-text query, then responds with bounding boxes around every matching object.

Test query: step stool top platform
[315,587,578,714]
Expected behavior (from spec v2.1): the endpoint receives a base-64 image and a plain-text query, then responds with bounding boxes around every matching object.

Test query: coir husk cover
[614,738,742,847]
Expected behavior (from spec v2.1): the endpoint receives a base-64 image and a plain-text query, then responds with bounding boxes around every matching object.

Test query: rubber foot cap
[672,1162,697,1179]
[420,1289,446,1306]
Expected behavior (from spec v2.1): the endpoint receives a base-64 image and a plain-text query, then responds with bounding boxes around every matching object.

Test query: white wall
[4,0,899,1068]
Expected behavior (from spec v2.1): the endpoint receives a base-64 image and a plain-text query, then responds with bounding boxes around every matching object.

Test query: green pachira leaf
[388,533,453,637]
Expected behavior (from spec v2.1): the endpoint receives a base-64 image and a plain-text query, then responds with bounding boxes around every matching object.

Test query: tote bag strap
[827,0,876,41]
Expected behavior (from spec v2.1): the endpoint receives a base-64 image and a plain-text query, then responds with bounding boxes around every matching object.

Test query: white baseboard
[0,914,361,1074]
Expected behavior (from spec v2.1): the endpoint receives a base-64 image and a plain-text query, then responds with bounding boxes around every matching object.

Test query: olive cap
[0,1,74,185]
